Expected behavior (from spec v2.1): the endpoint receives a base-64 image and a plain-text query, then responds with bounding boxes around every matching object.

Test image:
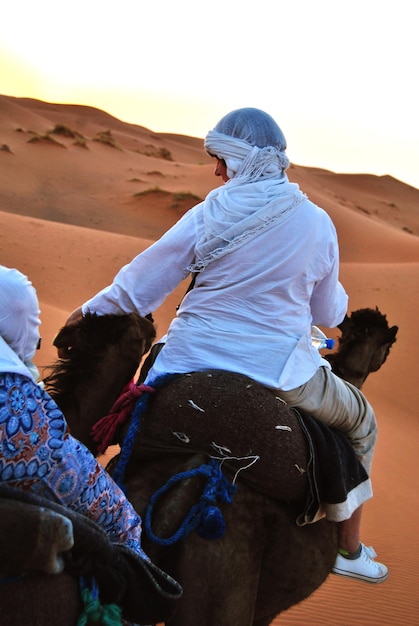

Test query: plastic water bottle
[311,326,335,350]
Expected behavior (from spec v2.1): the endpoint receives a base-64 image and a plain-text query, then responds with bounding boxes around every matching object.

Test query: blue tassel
[198,505,226,539]
[145,459,236,545]
[77,576,123,625]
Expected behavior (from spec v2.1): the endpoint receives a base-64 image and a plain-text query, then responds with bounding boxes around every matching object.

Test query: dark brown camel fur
[324,307,398,388]
[47,311,156,451]
[2,308,396,626]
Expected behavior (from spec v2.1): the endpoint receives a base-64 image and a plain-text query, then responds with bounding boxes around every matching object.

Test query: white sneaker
[332,543,389,584]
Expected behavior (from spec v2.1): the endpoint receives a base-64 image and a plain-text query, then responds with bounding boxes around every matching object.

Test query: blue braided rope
[0,573,22,584]
[145,458,237,545]
[112,372,237,544]
[111,373,176,490]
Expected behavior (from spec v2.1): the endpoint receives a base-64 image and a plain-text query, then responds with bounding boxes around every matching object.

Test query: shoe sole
[331,568,389,584]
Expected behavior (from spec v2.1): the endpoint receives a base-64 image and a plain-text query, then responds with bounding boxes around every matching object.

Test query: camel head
[43,312,156,454]
[325,307,398,388]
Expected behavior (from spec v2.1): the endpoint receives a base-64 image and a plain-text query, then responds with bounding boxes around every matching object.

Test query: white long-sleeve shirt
[83,196,348,391]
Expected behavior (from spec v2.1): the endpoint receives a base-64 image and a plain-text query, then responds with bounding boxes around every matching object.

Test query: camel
[4,307,396,626]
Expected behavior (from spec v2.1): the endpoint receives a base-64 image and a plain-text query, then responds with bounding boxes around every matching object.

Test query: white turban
[204,107,290,180]
[0,266,41,366]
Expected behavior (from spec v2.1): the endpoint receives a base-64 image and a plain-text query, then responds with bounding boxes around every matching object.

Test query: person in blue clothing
[0,264,148,561]
[0,264,182,623]
[63,107,388,584]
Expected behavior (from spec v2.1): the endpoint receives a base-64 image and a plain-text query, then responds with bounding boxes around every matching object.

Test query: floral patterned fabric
[0,372,147,560]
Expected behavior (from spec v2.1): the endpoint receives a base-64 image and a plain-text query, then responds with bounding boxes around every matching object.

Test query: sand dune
[1,95,418,626]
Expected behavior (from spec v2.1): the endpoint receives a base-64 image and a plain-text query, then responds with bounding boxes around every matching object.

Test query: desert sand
[1,95,418,625]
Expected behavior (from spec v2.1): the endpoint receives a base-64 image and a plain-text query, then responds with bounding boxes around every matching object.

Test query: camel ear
[137,316,157,352]
[387,325,398,344]
[53,325,79,358]
[53,325,78,348]
[337,314,351,332]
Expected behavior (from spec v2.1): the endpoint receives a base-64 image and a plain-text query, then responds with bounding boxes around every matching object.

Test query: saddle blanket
[134,370,371,524]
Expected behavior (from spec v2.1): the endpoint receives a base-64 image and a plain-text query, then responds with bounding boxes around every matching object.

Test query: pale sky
[1,0,418,190]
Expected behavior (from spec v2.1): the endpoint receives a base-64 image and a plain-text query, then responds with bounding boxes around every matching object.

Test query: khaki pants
[277,366,377,475]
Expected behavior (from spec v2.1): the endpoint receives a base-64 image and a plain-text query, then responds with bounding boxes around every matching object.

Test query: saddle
[132,370,369,524]
[0,483,182,624]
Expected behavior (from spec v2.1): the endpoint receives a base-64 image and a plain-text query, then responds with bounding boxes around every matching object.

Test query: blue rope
[112,373,176,490]
[0,573,22,584]
[144,458,237,545]
[112,372,237,544]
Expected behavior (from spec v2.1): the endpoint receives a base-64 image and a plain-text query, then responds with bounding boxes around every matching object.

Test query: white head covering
[188,108,304,272]
[0,265,41,380]
[204,107,290,180]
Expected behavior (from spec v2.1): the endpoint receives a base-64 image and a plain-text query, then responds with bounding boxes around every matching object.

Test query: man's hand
[63,307,84,327]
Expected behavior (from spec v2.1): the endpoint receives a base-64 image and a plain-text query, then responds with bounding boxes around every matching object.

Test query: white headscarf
[188,108,305,272]
[0,266,41,380]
